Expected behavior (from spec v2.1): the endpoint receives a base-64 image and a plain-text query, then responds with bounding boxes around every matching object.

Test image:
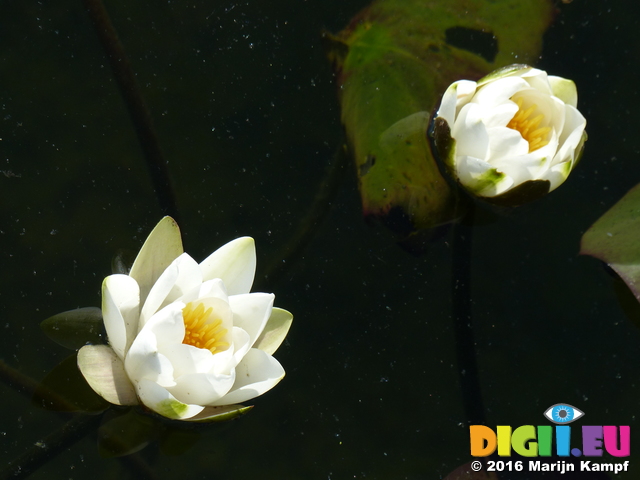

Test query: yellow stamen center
[506,97,552,152]
[182,302,229,353]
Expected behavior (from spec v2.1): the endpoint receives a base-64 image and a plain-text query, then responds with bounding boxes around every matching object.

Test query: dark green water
[1,0,639,478]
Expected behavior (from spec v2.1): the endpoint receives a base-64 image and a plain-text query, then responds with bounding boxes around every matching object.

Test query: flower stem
[0,360,157,479]
[0,414,102,480]
[261,143,350,287]
[451,204,486,426]
[82,0,181,223]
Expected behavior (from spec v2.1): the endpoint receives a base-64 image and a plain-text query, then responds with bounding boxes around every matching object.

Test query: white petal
[486,126,529,163]
[102,274,140,359]
[437,80,476,126]
[539,160,573,192]
[197,278,229,302]
[209,348,285,406]
[451,104,489,160]
[139,253,201,326]
[125,304,184,387]
[483,101,519,128]
[549,76,578,108]
[169,371,236,406]
[136,378,204,420]
[456,155,514,196]
[553,105,587,165]
[161,343,216,377]
[521,68,552,95]
[492,132,558,186]
[472,77,530,108]
[229,326,252,371]
[77,345,138,406]
[199,237,256,296]
[129,217,183,308]
[228,293,274,347]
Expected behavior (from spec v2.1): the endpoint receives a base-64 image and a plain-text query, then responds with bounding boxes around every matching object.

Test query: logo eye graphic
[543,404,584,424]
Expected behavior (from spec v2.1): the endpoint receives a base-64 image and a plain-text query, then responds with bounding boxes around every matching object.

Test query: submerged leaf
[98,409,158,458]
[41,307,104,349]
[581,183,640,302]
[33,354,109,413]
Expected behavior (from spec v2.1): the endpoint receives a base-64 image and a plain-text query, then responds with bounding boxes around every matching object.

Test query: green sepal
[32,353,109,413]
[41,307,104,350]
[478,179,551,207]
[254,307,293,356]
[183,404,253,423]
[476,64,531,87]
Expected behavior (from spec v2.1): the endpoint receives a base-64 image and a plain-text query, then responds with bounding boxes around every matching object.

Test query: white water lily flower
[78,217,293,421]
[433,64,587,205]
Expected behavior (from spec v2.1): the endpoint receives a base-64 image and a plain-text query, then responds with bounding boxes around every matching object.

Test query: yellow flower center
[507,97,552,152]
[182,302,229,353]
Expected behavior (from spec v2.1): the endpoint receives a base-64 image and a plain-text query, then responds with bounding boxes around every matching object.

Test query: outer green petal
[129,217,184,308]
[548,76,578,108]
[77,345,138,406]
[253,307,293,356]
[199,237,256,296]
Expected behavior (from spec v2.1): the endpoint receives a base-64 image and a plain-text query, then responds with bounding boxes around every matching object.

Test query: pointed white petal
[129,217,183,308]
[253,307,293,356]
[139,253,201,326]
[437,80,476,127]
[136,378,204,419]
[199,237,256,295]
[486,126,529,163]
[539,160,573,192]
[228,293,274,347]
[451,104,489,160]
[169,370,236,406]
[456,156,514,197]
[125,304,184,387]
[77,345,138,406]
[102,274,140,359]
[473,77,530,108]
[209,348,285,406]
[161,343,216,377]
[521,68,552,95]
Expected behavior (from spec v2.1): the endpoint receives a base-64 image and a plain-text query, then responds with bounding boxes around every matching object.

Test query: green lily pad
[33,353,109,413]
[327,0,555,242]
[581,183,640,303]
[41,307,104,350]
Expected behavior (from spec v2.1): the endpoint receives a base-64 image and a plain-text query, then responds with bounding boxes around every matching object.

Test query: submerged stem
[82,0,180,223]
[451,205,486,426]
[260,143,349,287]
